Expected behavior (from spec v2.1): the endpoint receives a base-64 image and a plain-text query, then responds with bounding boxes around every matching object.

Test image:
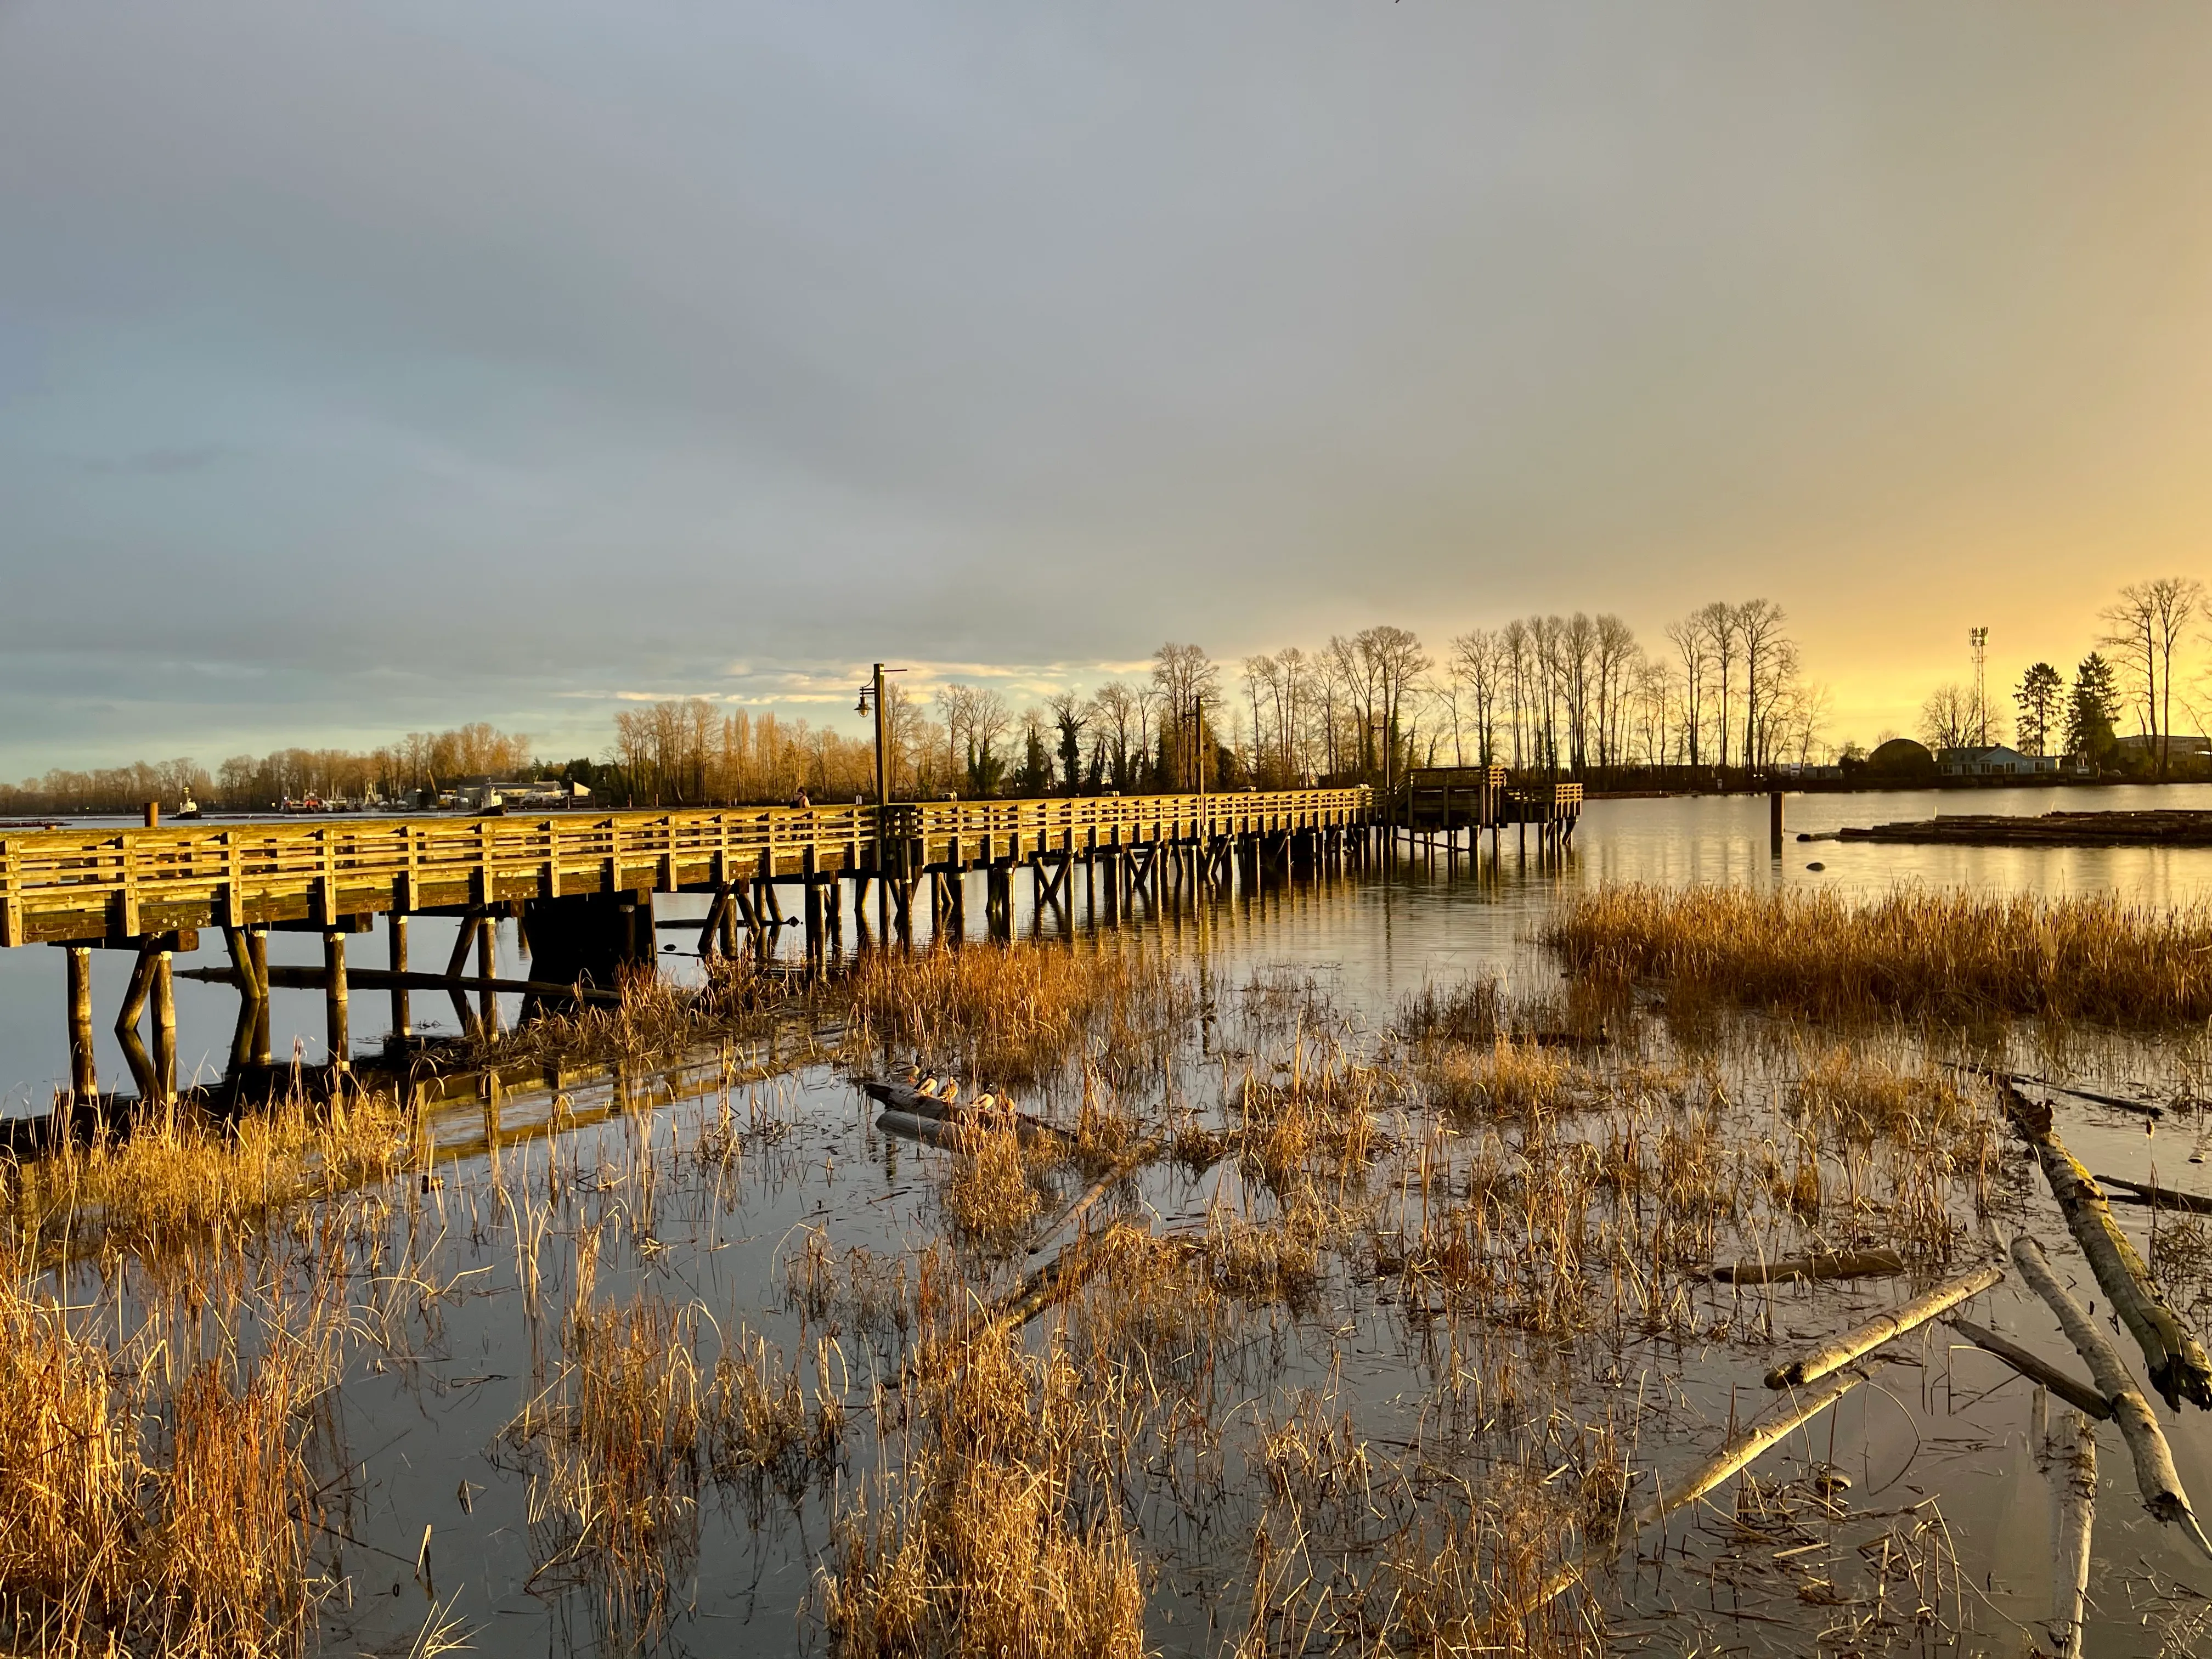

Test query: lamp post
[856,664,905,918]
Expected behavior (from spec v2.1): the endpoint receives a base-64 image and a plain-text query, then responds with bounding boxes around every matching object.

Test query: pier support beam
[323,930,351,1074]
[389,914,411,1040]
[66,944,96,1106]
[150,949,176,1105]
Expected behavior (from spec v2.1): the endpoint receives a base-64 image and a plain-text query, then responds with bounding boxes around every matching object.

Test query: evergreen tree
[1014,724,1054,795]
[2012,662,2064,756]
[2066,653,2122,765]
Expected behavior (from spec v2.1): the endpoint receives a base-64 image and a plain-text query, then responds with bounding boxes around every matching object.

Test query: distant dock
[1812,809,2212,848]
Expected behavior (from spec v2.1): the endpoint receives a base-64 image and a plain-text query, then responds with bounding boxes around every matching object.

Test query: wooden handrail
[0,788,1372,945]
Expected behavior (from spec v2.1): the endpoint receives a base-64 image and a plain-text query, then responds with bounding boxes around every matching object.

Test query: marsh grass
[1553,882,2212,1024]
[844,941,1189,1089]
[0,1085,411,1291]
[820,1324,1146,1659]
[0,1269,329,1657]
[943,1118,1046,1249]
[458,953,788,1073]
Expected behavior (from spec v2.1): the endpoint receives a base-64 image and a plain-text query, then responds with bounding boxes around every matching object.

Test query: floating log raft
[1825,809,2212,848]
[2002,1082,2212,1410]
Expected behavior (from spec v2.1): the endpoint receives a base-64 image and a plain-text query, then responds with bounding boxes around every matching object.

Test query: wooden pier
[1392,766,1582,870]
[1,788,1376,1109]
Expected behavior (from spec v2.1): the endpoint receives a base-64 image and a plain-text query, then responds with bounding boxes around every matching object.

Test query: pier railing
[0,787,1371,946]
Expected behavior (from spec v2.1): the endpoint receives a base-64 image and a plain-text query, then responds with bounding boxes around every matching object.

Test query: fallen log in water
[1943,1315,2112,1420]
[874,1108,962,1149]
[1713,1246,1905,1285]
[2037,1398,2097,1659]
[2002,1082,2212,1410]
[1519,1364,1881,1617]
[2012,1233,2212,1561]
[2097,1172,2212,1216]
[893,1219,1184,1391]
[859,1074,1076,1148]
[1029,1139,1160,1255]
[1764,1263,2002,1390]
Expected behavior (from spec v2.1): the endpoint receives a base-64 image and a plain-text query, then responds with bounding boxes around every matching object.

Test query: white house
[1936,744,2061,777]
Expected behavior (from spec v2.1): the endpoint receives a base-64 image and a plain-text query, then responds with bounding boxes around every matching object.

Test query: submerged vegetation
[3,903,2210,1656]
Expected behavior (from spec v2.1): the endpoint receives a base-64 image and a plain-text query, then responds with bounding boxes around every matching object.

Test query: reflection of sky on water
[8,784,2212,1110]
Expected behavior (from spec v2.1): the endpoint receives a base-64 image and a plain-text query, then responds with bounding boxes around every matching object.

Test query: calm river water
[8,784,2212,1112]
[20,783,2212,1657]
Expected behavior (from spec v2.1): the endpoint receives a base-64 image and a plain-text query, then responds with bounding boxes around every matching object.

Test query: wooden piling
[249,930,271,1066]
[476,914,500,1034]
[389,913,411,1039]
[151,949,176,1105]
[324,929,350,1073]
[66,944,96,1104]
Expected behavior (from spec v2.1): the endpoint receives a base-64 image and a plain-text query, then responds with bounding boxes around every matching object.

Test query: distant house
[2114,735,2212,775]
[1936,745,2061,778]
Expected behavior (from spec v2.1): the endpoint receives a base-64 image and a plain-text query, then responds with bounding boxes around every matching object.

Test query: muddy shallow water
[24,786,2212,1656]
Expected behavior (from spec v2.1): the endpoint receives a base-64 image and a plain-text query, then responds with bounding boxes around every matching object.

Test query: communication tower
[1969,626,1989,747]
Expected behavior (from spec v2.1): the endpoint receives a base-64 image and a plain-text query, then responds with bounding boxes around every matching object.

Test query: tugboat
[174,793,204,821]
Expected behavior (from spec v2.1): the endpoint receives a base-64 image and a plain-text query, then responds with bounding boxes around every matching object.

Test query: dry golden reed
[1551,882,2212,1023]
[820,1324,1144,1659]
[844,941,1187,1087]
[0,1272,324,1657]
[1,1088,410,1285]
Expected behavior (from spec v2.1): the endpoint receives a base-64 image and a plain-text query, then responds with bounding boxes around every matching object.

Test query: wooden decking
[0,788,1371,947]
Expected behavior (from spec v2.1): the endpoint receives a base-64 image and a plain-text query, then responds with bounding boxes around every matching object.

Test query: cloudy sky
[4,2,2210,773]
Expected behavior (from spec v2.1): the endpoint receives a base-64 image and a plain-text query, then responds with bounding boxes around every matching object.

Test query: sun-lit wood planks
[0,789,1371,947]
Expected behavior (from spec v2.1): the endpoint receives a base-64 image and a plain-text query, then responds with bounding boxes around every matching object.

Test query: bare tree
[1919,683,1979,752]
[1734,599,1790,772]
[1151,642,1219,789]
[2102,577,2204,779]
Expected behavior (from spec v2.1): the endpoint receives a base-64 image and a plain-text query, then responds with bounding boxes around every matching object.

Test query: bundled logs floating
[1814,809,2212,847]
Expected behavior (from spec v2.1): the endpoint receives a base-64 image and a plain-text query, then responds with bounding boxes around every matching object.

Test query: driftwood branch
[1519,1365,1879,1617]
[1714,1246,1904,1285]
[1944,1314,2112,1420]
[1029,1139,1160,1255]
[2013,1233,2212,1561]
[2097,1172,2212,1216]
[1764,1263,2001,1390]
[2002,1081,2212,1410]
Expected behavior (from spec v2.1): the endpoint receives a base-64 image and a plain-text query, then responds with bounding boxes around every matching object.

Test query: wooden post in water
[151,948,177,1106]
[66,944,96,1106]
[323,930,351,1075]
[476,915,500,1034]
[1769,789,1785,855]
[389,913,411,1040]
[803,847,823,964]
[142,800,159,829]
[249,930,272,1066]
